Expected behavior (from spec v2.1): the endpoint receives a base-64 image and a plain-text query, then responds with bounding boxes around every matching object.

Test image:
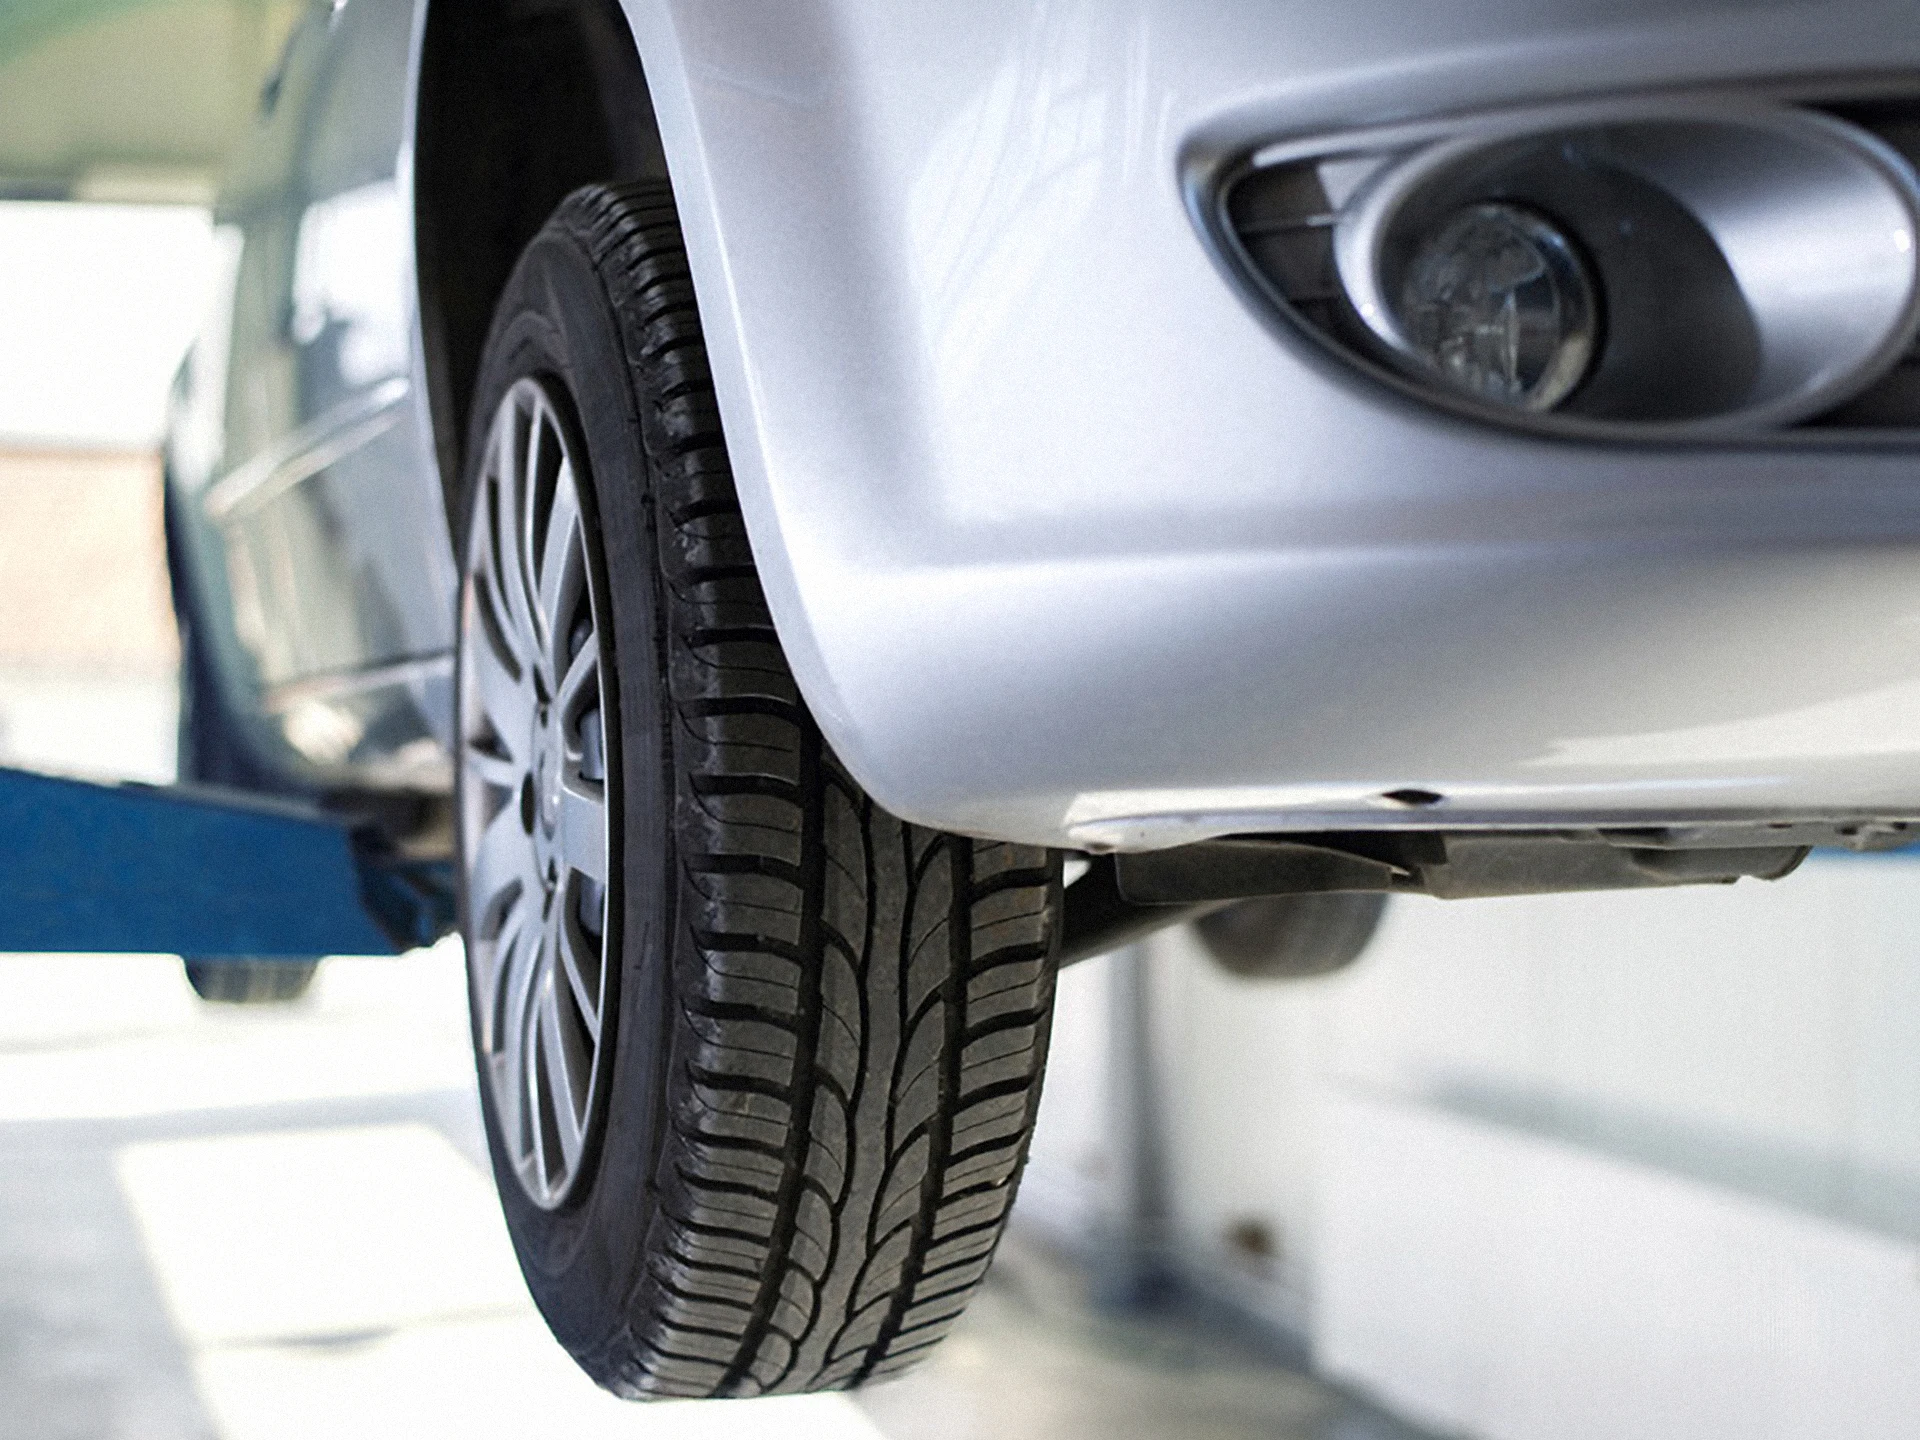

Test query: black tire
[167,491,327,1007]
[1192,893,1387,980]
[455,183,1062,1398]
[182,958,321,1005]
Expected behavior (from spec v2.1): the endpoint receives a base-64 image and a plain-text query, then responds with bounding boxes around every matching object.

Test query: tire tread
[556,183,1059,1398]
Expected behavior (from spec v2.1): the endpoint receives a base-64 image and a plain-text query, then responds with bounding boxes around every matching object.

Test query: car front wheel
[453,183,1062,1398]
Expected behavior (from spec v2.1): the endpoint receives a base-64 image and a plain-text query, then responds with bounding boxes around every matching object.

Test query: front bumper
[635,0,1920,849]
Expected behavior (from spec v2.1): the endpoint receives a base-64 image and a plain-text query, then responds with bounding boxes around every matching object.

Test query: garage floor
[0,945,1430,1440]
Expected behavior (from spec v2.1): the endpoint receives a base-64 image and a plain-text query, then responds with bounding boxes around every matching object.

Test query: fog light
[1398,203,1597,411]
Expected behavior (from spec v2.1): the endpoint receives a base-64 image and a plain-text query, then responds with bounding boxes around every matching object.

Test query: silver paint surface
[625,0,1920,847]
[165,0,454,793]
[173,0,1920,847]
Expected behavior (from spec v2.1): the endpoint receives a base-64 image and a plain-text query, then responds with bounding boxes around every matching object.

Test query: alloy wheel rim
[457,377,612,1210]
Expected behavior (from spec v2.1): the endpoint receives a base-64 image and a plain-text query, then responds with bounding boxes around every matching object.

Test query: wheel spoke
[538,984,586,1168]
[459,376,613,1212]
[522,404,563,645]
[537,464,583,668]
[558,777,608,884]
[467,609,533,759]
[555,898,603,1042]
[490,1045,525,1179]
[471,803,535,934]
[483,902,537,1156]
[470,560,529,678]
[463,744,521,792]
[555,642,598,728]
[479,493,527,674]
[475,890,532,1054]
[490,405,541,662]
[521,969,550,1190]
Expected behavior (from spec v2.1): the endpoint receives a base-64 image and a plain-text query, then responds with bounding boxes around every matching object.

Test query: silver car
[163,0,1920,1398]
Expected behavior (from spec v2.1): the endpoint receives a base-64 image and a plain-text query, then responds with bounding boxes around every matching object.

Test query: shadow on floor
[855,1228,1440,1440]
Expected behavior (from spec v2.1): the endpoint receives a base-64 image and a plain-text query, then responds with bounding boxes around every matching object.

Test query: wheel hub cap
[457,377,612,1210]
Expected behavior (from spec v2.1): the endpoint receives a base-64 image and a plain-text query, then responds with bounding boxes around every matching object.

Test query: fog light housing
[1231,98,1920,433]
[1399,203,1597,411]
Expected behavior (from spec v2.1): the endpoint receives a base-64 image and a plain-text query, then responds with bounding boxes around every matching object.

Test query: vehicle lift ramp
[0,764,454,957]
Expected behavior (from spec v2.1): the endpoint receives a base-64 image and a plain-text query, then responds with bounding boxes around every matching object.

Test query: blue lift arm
[0,765,456,957]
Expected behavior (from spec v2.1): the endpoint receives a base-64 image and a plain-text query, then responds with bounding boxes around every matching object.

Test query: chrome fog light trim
[1223,94,1920,436]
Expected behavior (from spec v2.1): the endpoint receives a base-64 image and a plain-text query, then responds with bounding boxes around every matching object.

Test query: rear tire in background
[453,183,1062,1398]
[1193,893,1387,980]
[165,489,327,1007]
[182,958,321,1005]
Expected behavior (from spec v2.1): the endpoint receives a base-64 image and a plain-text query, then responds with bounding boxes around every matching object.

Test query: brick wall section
[0,449,178,676]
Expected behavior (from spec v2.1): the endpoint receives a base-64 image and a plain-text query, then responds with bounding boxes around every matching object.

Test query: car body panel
[170,0,1920,848]
[622,0,1920,847]
[166,0,454,794]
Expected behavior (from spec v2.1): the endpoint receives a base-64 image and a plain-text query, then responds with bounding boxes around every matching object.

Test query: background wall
[0,199,218,783]
[0,0,300,204]
[0,166,222,783]
[0,449,178,782]
[1023,865,1920,1439]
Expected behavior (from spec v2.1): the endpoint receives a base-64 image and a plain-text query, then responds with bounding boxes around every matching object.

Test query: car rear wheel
[453,182,1062,1398]
[182,958,321,1005]
[168,504,326,1008]
[1192,894,1387,980]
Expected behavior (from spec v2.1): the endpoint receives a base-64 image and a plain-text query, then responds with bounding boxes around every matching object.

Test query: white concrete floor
[0,942,1427,1440]
[0,666,1430,1439]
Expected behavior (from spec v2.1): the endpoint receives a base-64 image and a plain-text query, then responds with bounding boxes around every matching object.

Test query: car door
[168,0,456,796]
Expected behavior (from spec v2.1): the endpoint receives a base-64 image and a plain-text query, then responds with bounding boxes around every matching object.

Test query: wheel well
[414,0,666,515]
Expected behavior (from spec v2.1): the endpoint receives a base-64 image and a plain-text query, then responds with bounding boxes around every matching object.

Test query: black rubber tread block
[554,184,1060,1397]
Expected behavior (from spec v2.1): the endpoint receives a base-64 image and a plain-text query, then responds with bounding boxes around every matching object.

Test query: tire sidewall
[454,223,677,1359]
